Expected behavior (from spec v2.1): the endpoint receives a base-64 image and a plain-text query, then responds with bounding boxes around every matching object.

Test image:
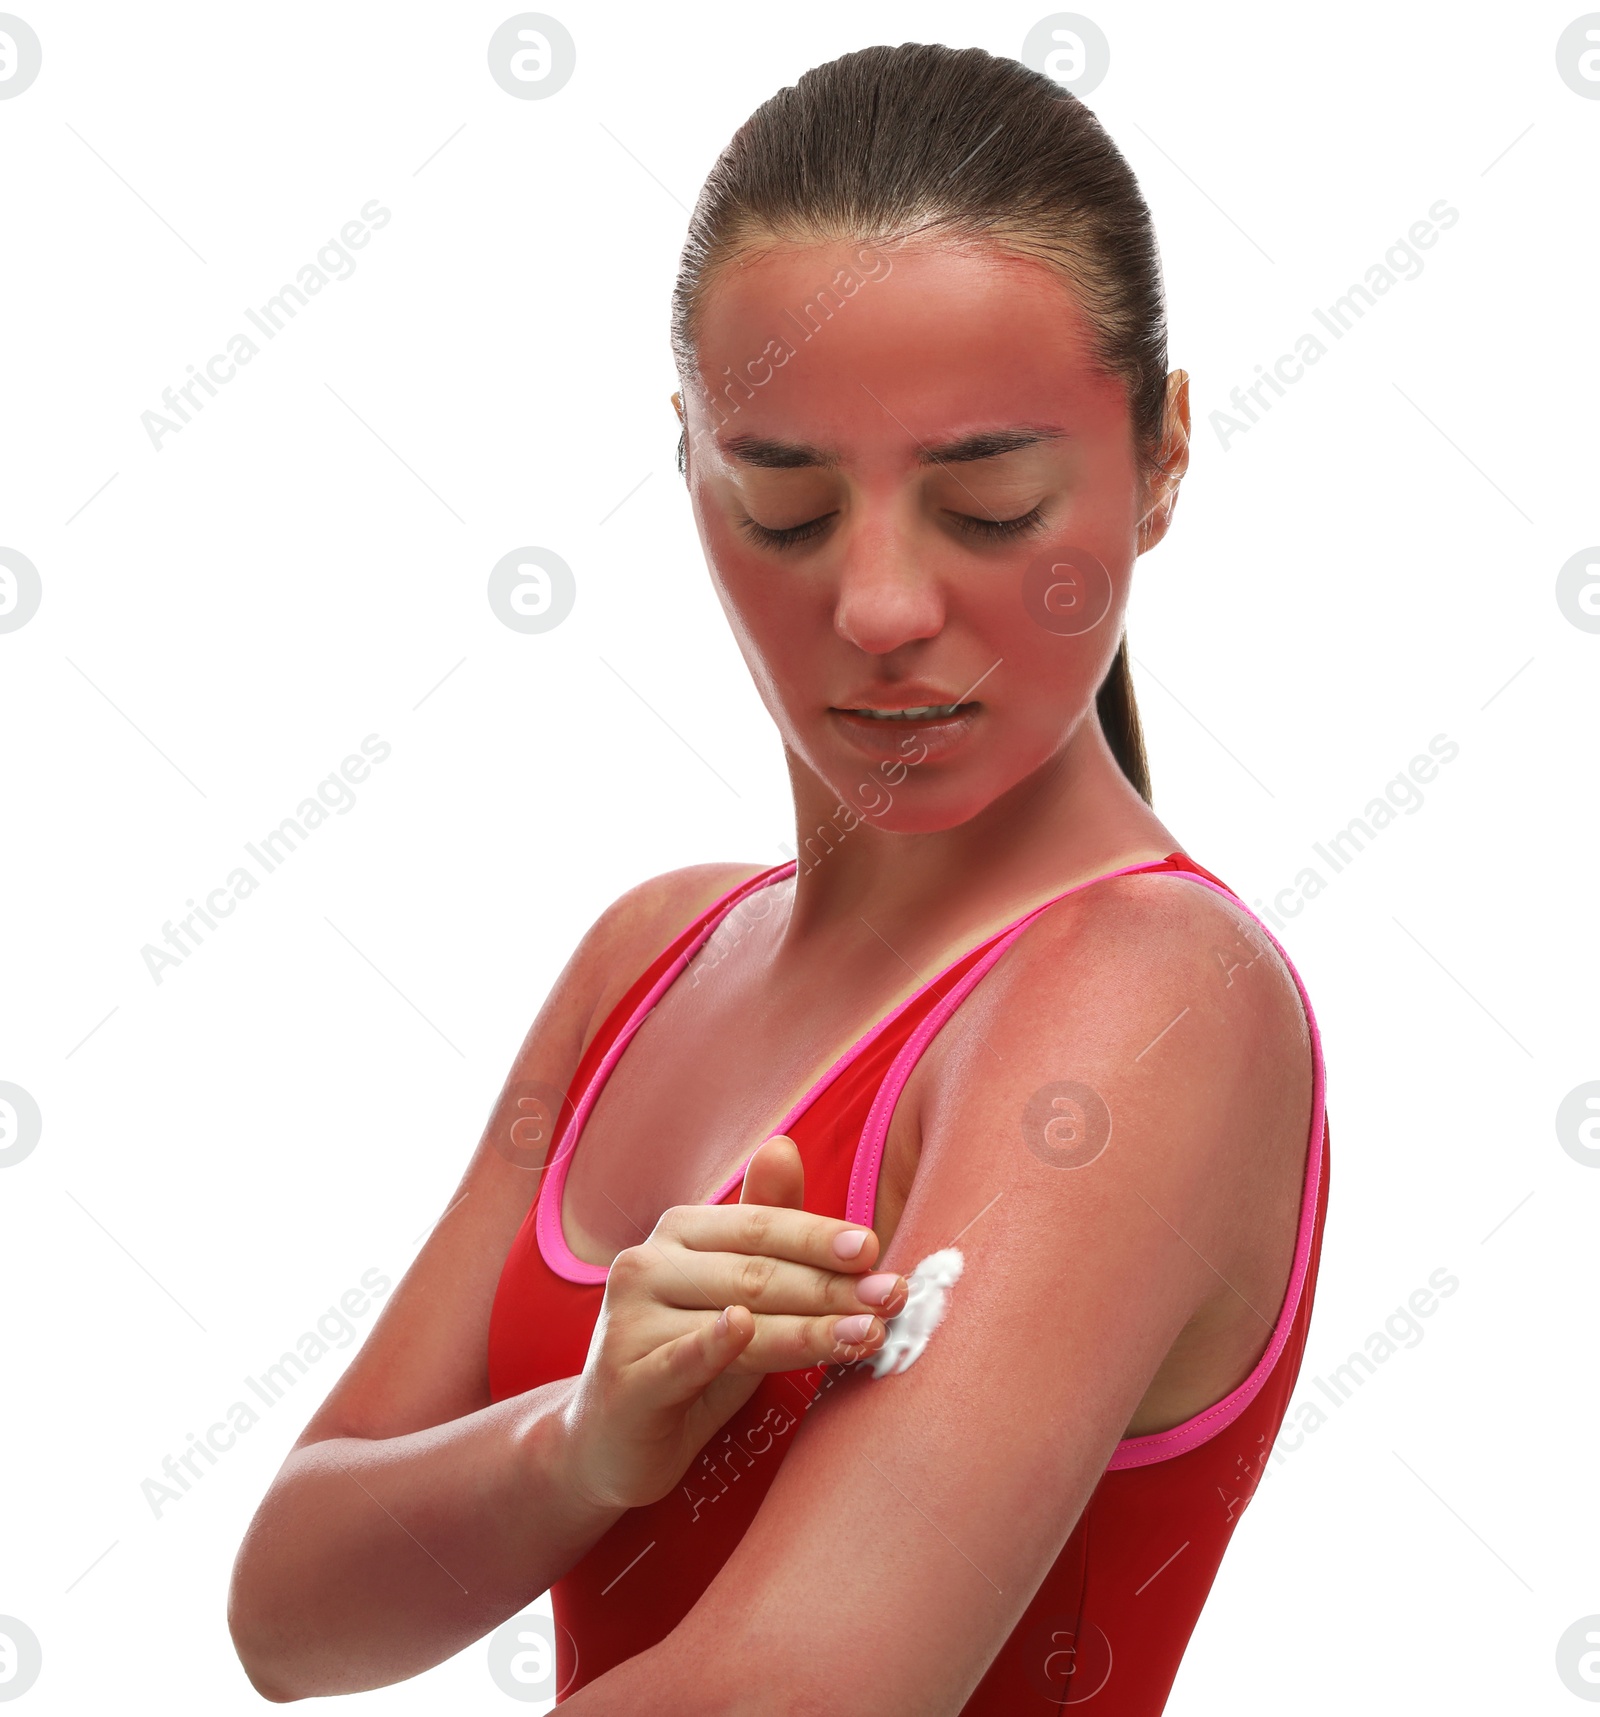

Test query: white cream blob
[859,1247,965,1378]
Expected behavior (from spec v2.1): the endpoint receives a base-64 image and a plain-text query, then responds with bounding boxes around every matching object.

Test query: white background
[2,1,1597,1711]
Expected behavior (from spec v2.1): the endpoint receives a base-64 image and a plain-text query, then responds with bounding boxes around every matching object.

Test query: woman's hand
[559,1134,907,1512]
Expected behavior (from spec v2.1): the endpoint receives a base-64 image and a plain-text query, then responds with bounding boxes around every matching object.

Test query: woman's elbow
[227,1542,308,1703]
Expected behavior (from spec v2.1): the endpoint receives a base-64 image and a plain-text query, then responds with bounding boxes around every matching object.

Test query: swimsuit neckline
[538,851,1189,1282]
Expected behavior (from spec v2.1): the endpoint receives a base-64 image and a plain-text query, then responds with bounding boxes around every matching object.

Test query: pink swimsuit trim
[533,858,1327,1468]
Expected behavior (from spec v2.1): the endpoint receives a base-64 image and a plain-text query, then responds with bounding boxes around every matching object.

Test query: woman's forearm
[227,1375,623,1702]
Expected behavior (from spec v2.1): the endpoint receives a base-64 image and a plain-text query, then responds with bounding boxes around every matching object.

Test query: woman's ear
[1137,369,1190,554]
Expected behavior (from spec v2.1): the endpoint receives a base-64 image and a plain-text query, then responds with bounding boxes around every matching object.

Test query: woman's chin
[784,724,1065,841]
[810,778,1017,839]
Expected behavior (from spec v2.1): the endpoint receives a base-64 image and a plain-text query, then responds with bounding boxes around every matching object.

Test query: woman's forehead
[686,245,1127,471]
[694,236,1096,351]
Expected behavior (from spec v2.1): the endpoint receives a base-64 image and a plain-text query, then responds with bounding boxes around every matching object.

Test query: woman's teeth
[850,703,966,721]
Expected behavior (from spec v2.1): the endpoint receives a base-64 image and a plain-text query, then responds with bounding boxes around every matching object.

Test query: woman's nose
[831,523,947,656]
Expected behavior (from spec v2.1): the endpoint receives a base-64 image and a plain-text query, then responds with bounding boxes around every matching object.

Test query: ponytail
[1095,636,1152,805]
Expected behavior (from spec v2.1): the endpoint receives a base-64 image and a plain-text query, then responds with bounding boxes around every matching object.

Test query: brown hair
[671,42,1175,804]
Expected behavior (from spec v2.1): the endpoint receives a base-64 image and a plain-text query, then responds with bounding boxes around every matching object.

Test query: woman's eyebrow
[921,427,1069,465]
[721,426,1068,470]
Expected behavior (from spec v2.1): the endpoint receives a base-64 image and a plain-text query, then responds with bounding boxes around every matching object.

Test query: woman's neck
[779,715,1178,954]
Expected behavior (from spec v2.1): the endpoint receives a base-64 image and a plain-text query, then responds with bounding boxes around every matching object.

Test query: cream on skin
[856,1247,965,1378]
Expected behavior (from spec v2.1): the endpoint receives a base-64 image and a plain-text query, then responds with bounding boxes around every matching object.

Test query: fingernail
[833,1314,875,1345]
[855,1273,900,1307]
[832,1229,869,1260]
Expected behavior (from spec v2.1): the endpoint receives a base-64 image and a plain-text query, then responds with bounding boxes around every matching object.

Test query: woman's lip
[829,701,978,722]
[828,702,980,762]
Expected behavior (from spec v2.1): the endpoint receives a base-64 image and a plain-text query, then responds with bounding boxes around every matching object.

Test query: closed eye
[737,505,1049,552]
[947,505,1048,543]
[737,512,838,551]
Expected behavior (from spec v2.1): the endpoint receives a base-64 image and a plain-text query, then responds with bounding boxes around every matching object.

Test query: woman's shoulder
[891,863,1315,1346]
[919,860,1312,1177]
[571,860,774,1059]
[1011,861,1309,1064]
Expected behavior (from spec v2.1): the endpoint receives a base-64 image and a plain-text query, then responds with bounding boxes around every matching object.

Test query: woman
[229,42,1330,1713]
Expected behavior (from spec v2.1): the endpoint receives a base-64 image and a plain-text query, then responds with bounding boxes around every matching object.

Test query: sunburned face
[679,237,1182,835]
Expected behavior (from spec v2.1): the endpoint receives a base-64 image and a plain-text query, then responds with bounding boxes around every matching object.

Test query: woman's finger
[617,1236,905,1330]
[657,1200,886,1279]
[642,1305,882,1400]
[739,1133,805,1208]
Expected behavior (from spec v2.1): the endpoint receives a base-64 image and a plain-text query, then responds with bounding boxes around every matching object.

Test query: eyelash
[953,506,1048,543]
[738,514,835,551]
[738,506,1048,552]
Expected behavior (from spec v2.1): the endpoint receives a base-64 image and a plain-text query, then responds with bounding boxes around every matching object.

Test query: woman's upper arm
[290,861,767,1450]
[651,875,1313,1717]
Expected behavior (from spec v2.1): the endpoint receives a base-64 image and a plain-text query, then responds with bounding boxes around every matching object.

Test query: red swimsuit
[488,852,1331,1710]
